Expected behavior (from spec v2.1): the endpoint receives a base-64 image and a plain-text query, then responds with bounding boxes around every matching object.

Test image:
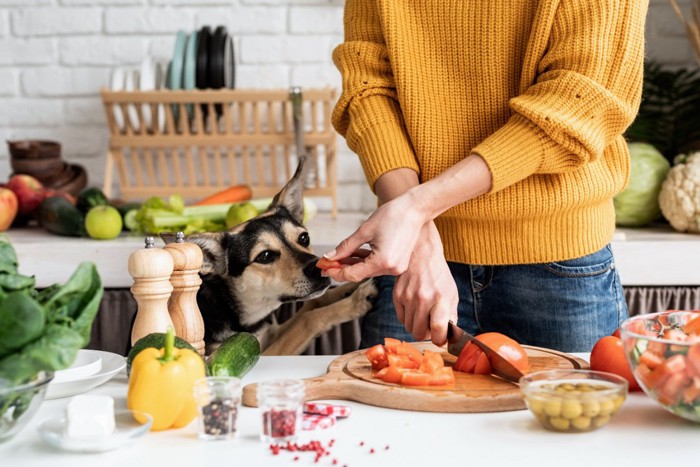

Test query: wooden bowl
[7,140,61,159]
[53,164,88,197]
[39,162,73,188]
[10,156,65,181]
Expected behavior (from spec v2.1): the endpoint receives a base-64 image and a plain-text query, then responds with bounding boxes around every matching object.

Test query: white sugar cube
[65,395,116,439]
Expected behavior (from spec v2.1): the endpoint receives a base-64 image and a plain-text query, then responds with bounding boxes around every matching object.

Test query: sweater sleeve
[331,0,419,192]
[472,0,647,194]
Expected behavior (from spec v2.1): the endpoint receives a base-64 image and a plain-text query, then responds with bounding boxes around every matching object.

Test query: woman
[324,1,648,352]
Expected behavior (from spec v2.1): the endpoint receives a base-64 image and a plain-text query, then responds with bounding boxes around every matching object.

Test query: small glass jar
[193,376,242,441]
[257,379,305,443]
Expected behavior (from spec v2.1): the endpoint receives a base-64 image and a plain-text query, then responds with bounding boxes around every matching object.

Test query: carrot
[194,184,252,206]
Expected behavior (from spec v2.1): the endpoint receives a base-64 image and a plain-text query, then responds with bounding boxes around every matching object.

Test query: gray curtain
[88,286,700,356]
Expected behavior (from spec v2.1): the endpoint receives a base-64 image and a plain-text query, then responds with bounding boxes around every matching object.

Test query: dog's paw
[348,278,378,318]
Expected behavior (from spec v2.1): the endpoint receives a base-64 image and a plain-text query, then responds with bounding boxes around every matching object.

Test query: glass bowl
[37,409,153,453]
[0,371,54,442]
[519,369,628,432]
[620,310,700,423]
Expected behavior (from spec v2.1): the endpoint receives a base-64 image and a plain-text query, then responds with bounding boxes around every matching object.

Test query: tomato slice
[682,378,700,404]
[316,257,342,270]
[400,370,432,386]
[473,352,491,375]
[418,350,444,375]
[639,350,664,370]
[384,337,401,353]
[375,365,405,384]
[429,367,455,386]
[387,353,419,369]
[397,342,424,364]
[688,343,700,378]
[453,341,480,373]
[365,344,388,371]
[685,314,700,336]
[646,354,687,390]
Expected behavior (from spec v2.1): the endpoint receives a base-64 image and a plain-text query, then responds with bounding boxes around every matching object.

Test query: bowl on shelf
[0,371,54,442]
[620,310,700,423]
[52,164,88,197]
[10,157,65,182]
[519,369,628,432]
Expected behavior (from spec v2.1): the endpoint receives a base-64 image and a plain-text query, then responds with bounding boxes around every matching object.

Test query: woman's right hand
[321,192,428,283]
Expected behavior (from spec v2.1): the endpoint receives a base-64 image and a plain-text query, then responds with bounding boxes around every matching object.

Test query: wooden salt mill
[164,232,205,356]
[128,236,174,346]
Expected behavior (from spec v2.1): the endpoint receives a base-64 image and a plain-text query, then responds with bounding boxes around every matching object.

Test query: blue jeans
[360,244,627,353]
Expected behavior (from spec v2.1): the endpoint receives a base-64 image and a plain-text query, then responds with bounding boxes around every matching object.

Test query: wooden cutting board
[242,342,588,413]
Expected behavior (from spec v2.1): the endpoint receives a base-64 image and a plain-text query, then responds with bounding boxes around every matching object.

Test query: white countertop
[1,354,697,467]
[6,215,700,288]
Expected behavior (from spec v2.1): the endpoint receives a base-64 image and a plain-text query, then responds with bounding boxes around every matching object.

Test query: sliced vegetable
[453,332,529,376]
[364,338,454,386]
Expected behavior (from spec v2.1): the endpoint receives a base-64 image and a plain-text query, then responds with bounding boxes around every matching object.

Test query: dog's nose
[304,258,324,280]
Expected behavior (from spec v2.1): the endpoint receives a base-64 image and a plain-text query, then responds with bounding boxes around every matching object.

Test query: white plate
[37,409,152,453]
[52,351,101,384]
[109,68,126,132]
[46,350,125,400]
[124,69,140,132]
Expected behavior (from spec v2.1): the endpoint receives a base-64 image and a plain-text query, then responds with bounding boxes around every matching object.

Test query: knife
[446,321,524,384]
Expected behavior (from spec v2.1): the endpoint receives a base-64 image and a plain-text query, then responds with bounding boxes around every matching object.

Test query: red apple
[0,187,18,231]
[43,189,76,205]
[6,174,45,216]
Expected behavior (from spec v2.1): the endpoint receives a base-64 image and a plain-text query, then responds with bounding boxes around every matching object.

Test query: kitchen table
[1,354,698,467]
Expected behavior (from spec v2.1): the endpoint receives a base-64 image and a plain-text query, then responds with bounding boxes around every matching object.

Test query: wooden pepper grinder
[164,232,205,356]
[128,236,174,346]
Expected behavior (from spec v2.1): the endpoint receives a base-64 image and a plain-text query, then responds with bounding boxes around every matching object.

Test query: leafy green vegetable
[131,194,230,235]
[0,292,46,359]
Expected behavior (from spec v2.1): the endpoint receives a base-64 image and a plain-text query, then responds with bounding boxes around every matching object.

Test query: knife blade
[446,321,524,384]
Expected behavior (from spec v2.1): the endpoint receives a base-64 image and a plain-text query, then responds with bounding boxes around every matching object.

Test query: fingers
[322,261,378,283]
[429,299,452,346]
[323,228,369,261]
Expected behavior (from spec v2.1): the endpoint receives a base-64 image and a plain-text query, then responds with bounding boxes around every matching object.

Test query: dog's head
[163,157,330,328]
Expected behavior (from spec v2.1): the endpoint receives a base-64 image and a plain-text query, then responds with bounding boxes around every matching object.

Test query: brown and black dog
[163,158,376,355]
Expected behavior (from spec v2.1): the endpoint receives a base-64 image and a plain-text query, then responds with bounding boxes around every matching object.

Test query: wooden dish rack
[100,87,338,216]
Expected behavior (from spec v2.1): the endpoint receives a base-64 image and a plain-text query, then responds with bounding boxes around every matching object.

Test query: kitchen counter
[5,214,700,288]
[1,354,697,467]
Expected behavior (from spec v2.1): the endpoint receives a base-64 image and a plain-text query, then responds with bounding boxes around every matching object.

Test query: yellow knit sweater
[332,0,648,265]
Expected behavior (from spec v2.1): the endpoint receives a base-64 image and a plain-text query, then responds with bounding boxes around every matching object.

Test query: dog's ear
[182,232,228,276]
[268,156,305,223]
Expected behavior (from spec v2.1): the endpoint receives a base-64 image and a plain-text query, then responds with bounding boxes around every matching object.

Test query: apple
[0,187,18,231]
[43,189,76,205]
[6,174,45,216]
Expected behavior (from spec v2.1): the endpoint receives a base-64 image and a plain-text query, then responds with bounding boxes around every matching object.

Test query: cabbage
[614,142,670,227]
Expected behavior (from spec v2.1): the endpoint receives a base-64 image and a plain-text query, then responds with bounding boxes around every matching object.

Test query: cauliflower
[658,152,700,233]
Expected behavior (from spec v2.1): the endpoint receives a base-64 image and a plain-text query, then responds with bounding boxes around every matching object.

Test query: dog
[163,158,377,356]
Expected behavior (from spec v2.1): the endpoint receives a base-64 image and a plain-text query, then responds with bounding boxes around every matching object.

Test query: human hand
[393,221,458,345]
[322,193,428,283]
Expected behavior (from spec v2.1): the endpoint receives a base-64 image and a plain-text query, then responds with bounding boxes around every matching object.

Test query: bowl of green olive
[519,369,628,433]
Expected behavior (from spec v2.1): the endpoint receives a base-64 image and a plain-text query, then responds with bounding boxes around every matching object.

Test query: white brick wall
[0,0,694,214]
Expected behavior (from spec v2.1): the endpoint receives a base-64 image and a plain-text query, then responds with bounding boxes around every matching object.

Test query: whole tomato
[454,332,529,374]
[590,335,640,391]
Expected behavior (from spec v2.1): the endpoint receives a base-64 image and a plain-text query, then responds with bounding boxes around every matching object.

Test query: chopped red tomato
[400,370,432,386]
[396,342,424,364]
[375,366,404,384]
[384,337,401,353]
[365,344,388,371]
[453,332,529,376]
[639,350,664,370]
[418,350,444,375]
[688,344,700,378]
[429,367,456,386]
[685,314,700,335]
[387,353,419,369]
[473,353,491,375]
[316,257,342,270]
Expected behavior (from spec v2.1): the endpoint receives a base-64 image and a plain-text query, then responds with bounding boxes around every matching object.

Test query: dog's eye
[253,250,278,264]
[298,232,310,247]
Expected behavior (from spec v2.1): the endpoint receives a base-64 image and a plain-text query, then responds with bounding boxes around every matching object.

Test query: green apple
[225,202,258,229]
[85,205,123,240]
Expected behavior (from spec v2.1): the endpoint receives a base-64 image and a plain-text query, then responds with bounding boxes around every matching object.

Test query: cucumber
[127,332,198,376]
[76,187,109,214]
[206,332,261,378]
[37,197,87,237]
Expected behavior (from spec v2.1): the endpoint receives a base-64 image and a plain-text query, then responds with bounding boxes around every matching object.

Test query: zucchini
[0,292,46,358]
[36,197,86,237]
[76,187,109,214]
[206,332,261,378]
[127,332,198,376]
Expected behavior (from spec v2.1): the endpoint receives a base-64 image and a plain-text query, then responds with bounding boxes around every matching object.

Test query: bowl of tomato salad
[620,310,700,423]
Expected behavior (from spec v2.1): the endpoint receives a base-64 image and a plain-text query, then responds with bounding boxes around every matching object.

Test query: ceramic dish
[46,350,125,400]
[224,33,235,89]
[124,69,141,132]
[168,30,188,124]
[138,58,162,132]
[37,410,152,453]
[196,26,212,90]
[209,26,228,117]
[109,68,126,132]
[51,351,102,384]
[183,30,198,120]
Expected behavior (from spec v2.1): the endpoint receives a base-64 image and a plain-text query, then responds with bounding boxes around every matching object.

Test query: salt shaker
[164,232,205,355]
[193,377,242,440]
[257,379,305,443]
[128,236,174,346]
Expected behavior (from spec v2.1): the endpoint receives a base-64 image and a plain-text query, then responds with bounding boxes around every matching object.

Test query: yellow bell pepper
[127,328,205,431]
